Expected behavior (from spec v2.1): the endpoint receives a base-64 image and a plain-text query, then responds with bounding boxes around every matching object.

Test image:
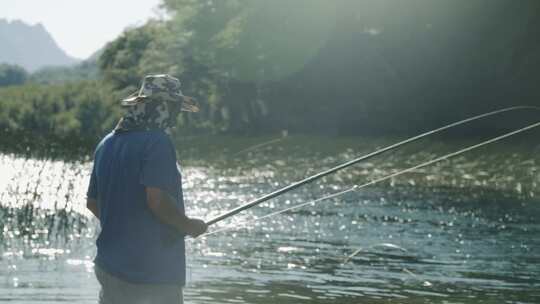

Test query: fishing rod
[199,119,540,238]
[206,106,540,226]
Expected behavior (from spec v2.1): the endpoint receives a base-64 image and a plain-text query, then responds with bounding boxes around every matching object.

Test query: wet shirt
[87,130,186,285]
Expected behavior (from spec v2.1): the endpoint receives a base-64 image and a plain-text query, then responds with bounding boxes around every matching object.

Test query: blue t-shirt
[87,130,186,285]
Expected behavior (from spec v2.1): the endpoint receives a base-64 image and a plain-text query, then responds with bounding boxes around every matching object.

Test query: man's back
[88,130,186,285]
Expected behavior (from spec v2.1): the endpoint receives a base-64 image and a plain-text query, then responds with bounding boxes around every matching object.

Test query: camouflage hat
[121,74,199,112]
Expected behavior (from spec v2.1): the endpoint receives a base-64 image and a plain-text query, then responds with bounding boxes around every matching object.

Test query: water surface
[1,137,539,303]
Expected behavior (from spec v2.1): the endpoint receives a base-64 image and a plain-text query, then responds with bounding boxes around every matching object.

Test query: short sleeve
[140,134,178,192]
[87,163,98,199]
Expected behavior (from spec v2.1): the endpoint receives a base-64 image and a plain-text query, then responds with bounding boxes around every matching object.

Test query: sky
[0,0,162,59]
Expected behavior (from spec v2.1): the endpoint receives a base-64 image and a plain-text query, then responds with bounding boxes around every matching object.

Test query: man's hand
[146,187,208,237]
[186,218,208,237]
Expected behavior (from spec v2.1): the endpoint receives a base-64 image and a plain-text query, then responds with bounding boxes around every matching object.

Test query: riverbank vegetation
[1,0,539,156]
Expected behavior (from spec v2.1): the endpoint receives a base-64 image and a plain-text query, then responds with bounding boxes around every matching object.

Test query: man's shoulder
[95,130,173,155]
[95,132,114,152]
[103,130,169,143]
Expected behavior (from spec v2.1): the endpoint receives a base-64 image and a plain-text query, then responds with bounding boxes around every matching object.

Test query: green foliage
[92,0,540,136]
[0,64,28,87]
[29,60,99,85]
[99,21,168,90]
[2,0,540,157]
[160,0,336,82]
[0,81,121,156]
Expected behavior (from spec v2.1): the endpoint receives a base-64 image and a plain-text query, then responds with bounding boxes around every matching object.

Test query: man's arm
[146,187,207,237]
[86,197,99,219]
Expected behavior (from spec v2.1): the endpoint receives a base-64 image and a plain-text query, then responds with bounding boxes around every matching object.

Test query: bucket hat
[121,74,199,112]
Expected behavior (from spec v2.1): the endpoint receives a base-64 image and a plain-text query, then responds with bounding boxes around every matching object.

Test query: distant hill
[87,47,104,62]
[0,19,79,71]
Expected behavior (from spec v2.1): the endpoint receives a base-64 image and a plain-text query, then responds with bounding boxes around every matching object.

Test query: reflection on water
[1,138,540,303]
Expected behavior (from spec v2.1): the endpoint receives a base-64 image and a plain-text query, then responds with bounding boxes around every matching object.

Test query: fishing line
[196,120,540,239]
[199,186,358,238]
[206,106,540,226]
[233,130,289,156]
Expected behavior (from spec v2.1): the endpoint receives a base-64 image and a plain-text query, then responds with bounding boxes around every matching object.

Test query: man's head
[121,74,199,112]
[115,74,199,134]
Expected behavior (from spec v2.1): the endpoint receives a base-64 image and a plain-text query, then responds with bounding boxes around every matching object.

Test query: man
[86,74,208,304]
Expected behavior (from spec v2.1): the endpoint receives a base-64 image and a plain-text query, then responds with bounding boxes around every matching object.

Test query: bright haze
[0,0,162,59]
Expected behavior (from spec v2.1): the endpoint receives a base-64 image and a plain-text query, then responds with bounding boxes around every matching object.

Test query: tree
[0,64,28,86]
[97,0,540,135]
[99,21,167,90]
[29,60,99,85]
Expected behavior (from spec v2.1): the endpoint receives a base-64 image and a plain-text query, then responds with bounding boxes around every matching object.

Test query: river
[1,136,539,303]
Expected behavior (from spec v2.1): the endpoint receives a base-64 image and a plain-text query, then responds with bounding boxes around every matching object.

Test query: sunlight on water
[1,139,540,303]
